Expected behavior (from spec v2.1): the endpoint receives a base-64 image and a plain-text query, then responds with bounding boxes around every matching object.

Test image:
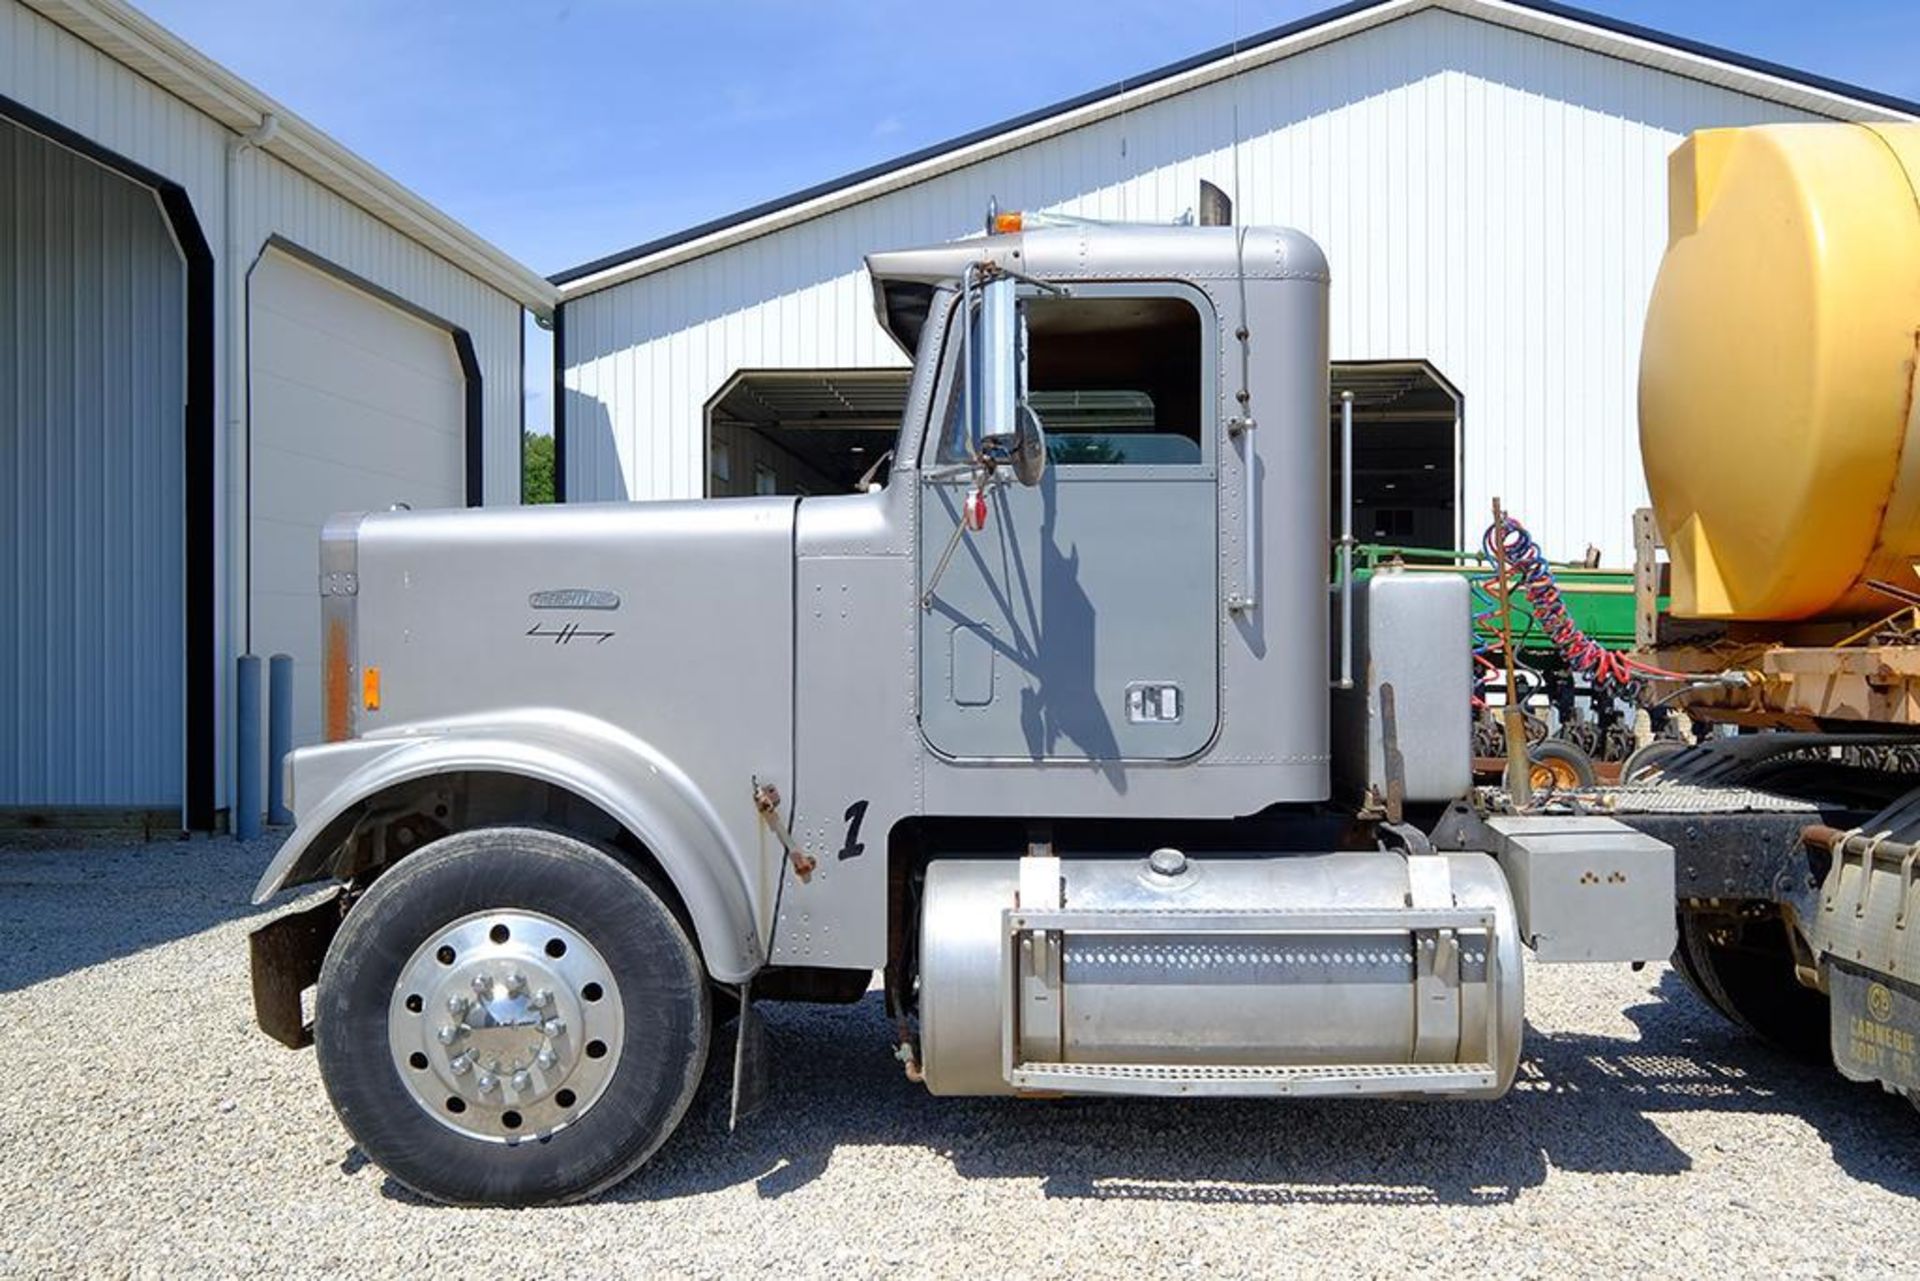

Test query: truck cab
[249,213,1673,1207]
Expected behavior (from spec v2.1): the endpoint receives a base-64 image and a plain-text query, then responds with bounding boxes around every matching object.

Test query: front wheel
[314,827,710,1206]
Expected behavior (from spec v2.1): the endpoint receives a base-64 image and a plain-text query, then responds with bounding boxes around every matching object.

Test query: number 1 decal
[837,799,869,861]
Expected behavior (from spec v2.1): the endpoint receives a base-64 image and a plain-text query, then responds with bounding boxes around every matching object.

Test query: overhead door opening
[699,362,1463,556]
[1331,361,1462,551]
[705,368,909,496]
[248,245,470,751]
[0,114,187,814]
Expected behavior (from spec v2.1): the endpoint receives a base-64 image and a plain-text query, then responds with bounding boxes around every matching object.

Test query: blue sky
[135,0,1920,435]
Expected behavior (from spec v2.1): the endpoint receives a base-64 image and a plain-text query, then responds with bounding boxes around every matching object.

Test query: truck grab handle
[1334,389,1355,690]
[1229,413,1259,614]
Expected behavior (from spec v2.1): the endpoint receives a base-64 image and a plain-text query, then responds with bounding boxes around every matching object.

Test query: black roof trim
[1516,0,1920,115]
[550,0,1920,289]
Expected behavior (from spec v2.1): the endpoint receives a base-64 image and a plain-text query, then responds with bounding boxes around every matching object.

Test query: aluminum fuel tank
[918,849,1523,1098]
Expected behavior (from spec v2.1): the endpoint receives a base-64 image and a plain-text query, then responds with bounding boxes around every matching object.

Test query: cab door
[918,283,1220,766]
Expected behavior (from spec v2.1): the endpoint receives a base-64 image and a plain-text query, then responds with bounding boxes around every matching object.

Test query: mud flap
[1829,960,1920,1093]
[249,889,345,1049]
[727,989,770,1131]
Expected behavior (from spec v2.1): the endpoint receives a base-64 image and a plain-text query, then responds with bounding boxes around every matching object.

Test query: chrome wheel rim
[387,909,625,1143]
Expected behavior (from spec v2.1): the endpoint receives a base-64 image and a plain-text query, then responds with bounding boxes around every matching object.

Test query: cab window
[1026,294,1203,466]
[932,291,1205,466]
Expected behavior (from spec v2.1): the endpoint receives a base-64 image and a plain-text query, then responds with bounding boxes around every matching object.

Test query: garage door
[0,118,184,811]
[249,247,467,749]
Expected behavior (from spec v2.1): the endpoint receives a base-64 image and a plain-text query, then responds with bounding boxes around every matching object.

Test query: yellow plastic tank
[1639,122,1920,621]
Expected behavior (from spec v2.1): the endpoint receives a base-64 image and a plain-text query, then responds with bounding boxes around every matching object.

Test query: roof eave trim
[553,0,1410,298]
[553,0,1917,301]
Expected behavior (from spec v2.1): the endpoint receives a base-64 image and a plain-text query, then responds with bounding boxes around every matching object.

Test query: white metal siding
[2,0,529,811]
[248,248,466,750]
[563,8,1824,562]
[1,118,184,806]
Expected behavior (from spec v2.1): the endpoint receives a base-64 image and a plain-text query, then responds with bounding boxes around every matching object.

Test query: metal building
[553,0,1917,565]
[2,0,557,828]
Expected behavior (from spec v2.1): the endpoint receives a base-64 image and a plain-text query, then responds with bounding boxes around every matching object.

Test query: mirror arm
[968,259,1071,297]
[921,461,981,484]
[919,463,998,610]
[854,448,894,492]
[921,515,970,612]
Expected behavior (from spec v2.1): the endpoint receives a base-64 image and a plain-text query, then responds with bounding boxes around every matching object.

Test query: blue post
[236,654,262,840]
[268,653,294,825]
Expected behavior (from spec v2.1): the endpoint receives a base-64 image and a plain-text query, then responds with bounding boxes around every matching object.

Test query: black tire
[1672,910,1829,1062]
[1527,739,1596,791]
[315,827,710,1206]
[1620,738,1688,783]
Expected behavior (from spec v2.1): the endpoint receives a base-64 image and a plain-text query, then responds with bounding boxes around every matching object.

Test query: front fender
[251,711,766,982]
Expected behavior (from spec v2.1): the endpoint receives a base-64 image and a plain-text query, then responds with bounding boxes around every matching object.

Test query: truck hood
[337,495,797,816]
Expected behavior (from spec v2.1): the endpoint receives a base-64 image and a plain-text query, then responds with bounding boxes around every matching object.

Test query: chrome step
[1007,906,1496,934]
[1008,1060,1499,1098]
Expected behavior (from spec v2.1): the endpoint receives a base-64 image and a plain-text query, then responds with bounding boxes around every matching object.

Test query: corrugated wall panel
[564,7,1824,562]
[1,118,184,806]
[2,0,529,811]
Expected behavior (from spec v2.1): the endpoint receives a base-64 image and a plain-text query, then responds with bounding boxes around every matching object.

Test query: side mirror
[1006,403,1047,487]
[970,275,1047,487]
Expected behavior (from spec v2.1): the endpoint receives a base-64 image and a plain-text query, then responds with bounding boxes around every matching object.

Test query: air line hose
[1476,514,1697,700]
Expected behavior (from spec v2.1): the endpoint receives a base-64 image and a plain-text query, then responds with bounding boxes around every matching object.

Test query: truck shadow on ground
[1,834,276,992]
[566,971,1920,1208]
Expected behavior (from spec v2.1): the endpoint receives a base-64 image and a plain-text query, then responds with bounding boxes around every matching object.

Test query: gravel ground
[3,832,1919,1278]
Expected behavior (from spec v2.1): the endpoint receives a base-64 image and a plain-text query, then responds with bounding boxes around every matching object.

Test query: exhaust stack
[1199,180,1233,226]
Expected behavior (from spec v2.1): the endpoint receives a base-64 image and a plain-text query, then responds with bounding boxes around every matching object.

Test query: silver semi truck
[248,212,1683,1206]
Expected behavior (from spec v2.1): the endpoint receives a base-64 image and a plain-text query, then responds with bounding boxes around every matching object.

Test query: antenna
[1226,0,1252,341]
[1227,0,1259,617]
[1229,0,1247,221]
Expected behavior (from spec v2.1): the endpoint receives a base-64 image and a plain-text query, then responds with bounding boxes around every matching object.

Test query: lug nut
[535,1048,557,1070]
[504,972,527,996]
[542,1018,567,1039]
[530,989,553,1010]
[435,1024,462,1045]
[511,1071,532,1093]
[470,974,493,996]
[449,1053,473,1076]
[477,1074,499,1094]
[446,994,471,1016]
